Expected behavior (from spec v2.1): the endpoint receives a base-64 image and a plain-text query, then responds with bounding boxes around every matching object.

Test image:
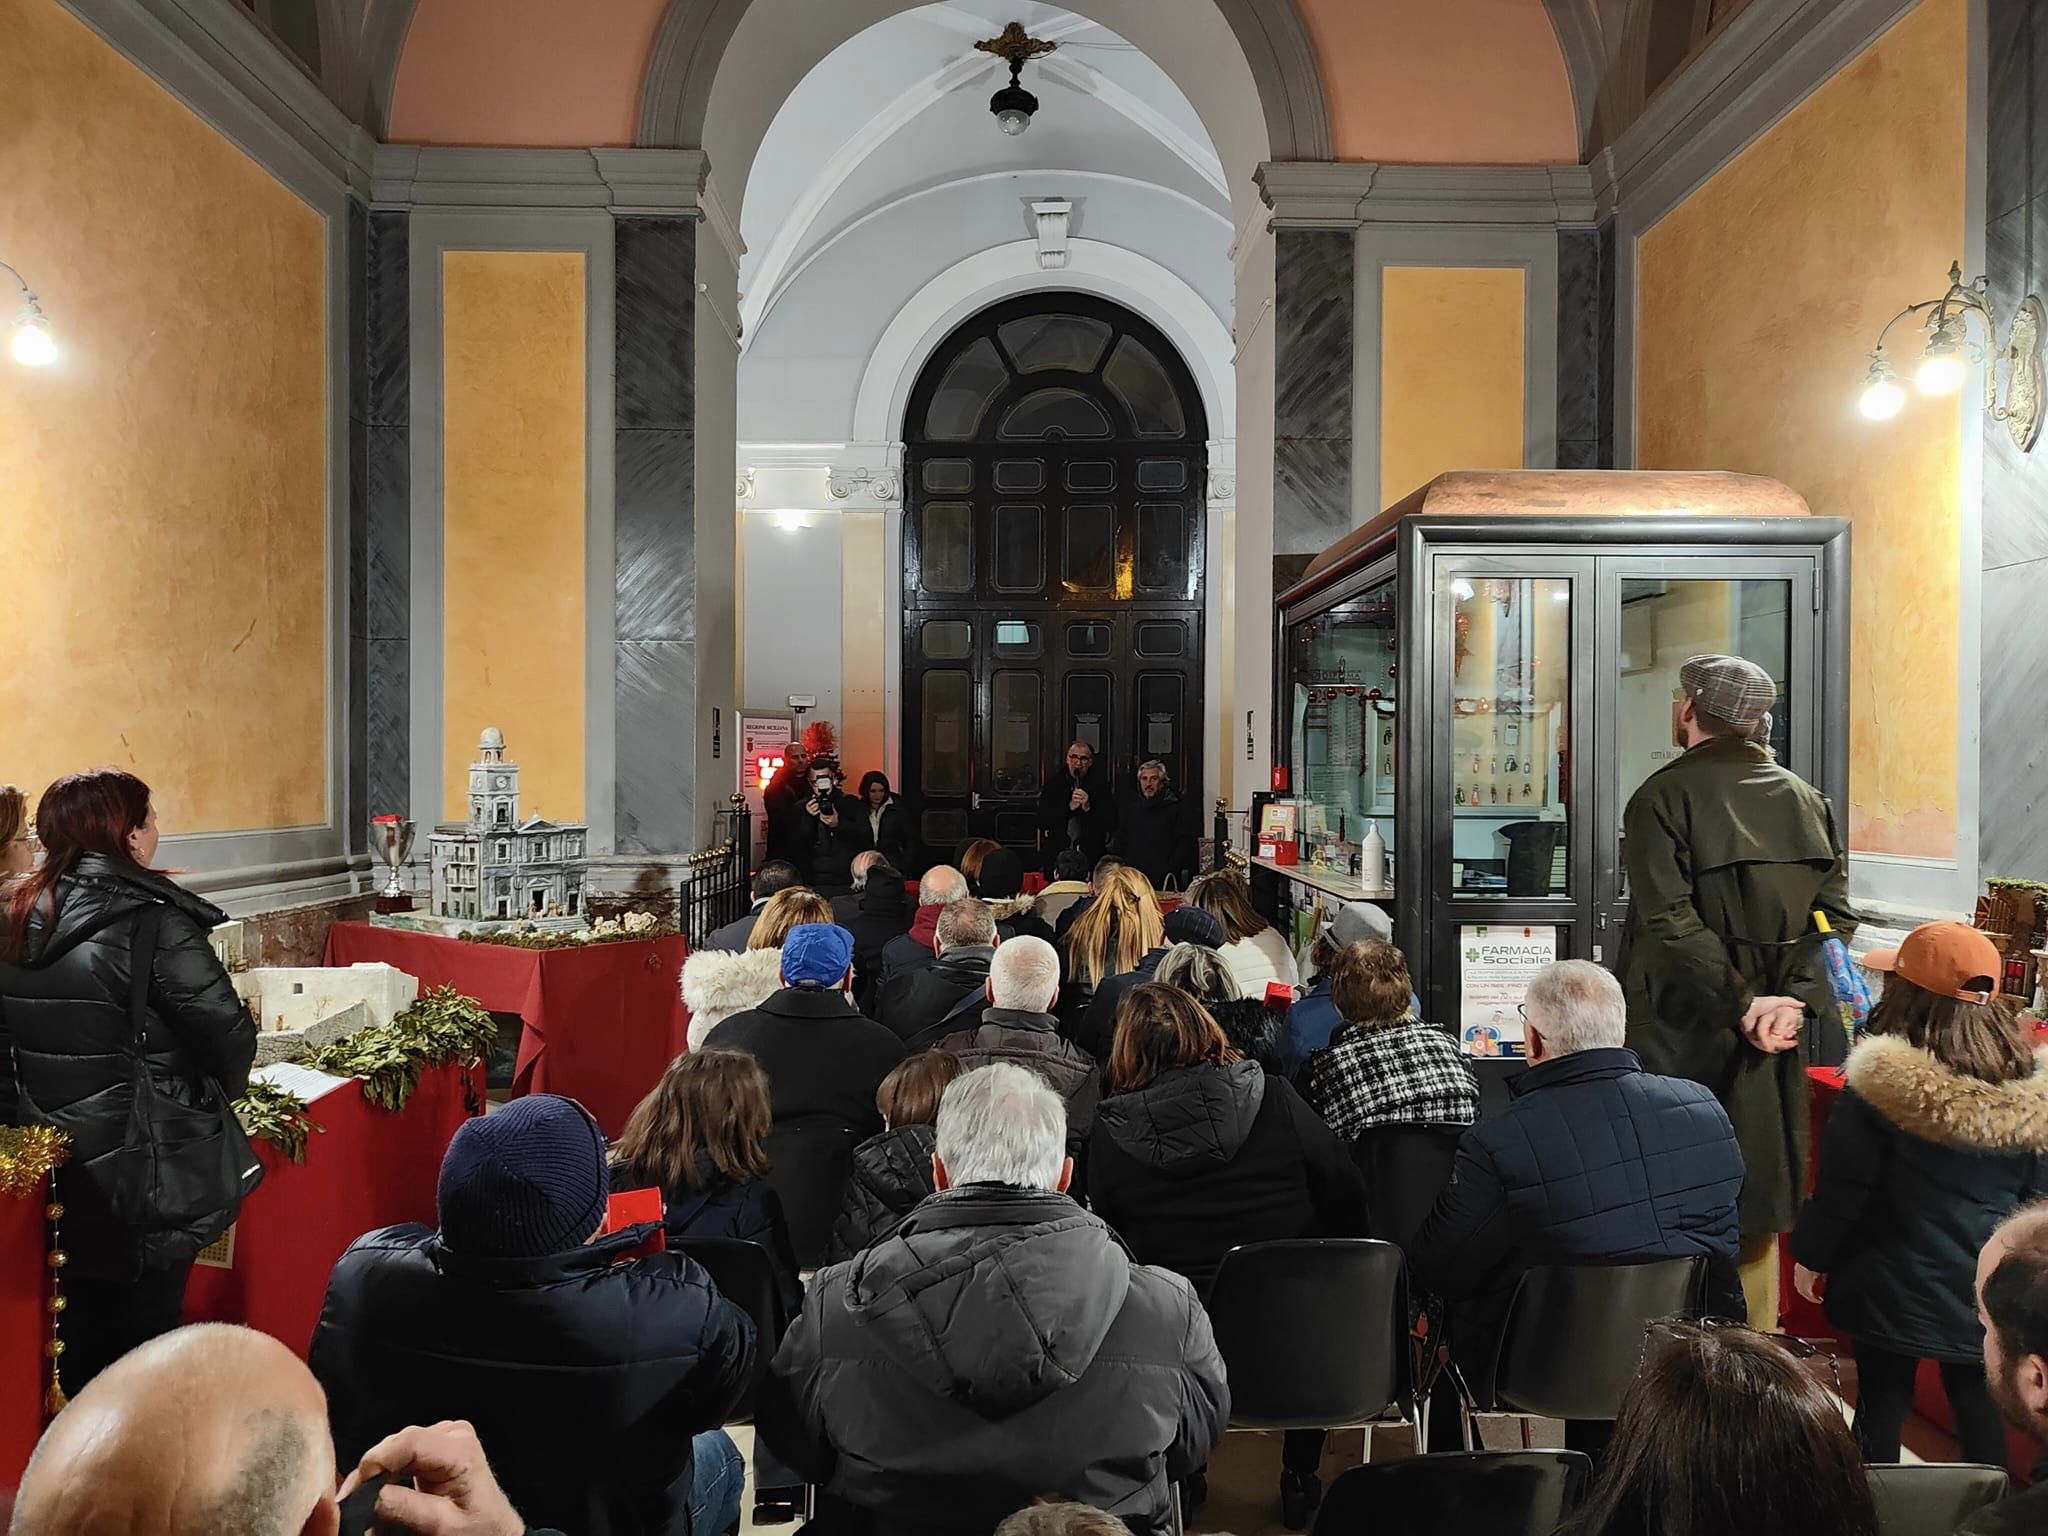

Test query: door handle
[971,792,981,810]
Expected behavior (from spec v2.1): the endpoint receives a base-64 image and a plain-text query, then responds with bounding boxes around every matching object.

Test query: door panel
[902,294,1209,871]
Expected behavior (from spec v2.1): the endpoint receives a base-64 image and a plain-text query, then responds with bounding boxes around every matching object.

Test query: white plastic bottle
[1359,819,1387,894]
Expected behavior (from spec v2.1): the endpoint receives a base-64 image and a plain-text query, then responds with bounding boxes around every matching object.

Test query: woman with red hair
[0,770,259,1394]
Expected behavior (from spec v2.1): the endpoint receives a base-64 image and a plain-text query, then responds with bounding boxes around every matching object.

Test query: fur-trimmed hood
[1845,1034,2048,1153]
[682,946,784,1049]
[986,893,1041,924]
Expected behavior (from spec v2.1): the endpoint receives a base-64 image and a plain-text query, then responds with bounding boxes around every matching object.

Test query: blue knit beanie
[437,1094,609,1257]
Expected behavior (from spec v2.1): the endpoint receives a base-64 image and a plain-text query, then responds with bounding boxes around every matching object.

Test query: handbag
[113,904,264,1254]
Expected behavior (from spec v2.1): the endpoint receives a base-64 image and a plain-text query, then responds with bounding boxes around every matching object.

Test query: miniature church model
[429,727,589,920]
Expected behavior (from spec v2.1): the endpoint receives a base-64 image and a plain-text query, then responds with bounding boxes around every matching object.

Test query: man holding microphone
[1619,653,1855,1329]
[1036,739,1117,871]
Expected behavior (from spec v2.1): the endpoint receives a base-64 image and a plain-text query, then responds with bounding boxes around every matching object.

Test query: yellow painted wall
[0,0,327,834]
[1636,0,1964,859]
[840,513,888,783]
[1381,267,1527,509]
[442,252,587,823]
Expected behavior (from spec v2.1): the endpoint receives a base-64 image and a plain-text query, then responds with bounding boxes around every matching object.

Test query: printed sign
[1459,924,1558,1056]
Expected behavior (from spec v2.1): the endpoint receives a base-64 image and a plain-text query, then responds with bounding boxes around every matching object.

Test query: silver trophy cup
[370,818,415,900]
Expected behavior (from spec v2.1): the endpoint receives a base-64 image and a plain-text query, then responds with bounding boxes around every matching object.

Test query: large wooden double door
[902,295,1208,869]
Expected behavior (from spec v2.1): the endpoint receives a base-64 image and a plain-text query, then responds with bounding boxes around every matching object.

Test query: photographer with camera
[802,758,870,896]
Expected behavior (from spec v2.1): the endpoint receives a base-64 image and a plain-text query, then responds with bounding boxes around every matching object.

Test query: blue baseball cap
[781,923,855,987]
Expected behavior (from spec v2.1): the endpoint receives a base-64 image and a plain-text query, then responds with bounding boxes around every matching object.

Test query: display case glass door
[1416,548,1829,1051]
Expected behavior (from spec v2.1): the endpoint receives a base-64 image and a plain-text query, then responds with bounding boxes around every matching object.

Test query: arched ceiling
[382,0,1583,171]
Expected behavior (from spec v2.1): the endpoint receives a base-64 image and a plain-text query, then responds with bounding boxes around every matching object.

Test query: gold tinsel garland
[0,1125,69,1201]
[0,1127,72,1418]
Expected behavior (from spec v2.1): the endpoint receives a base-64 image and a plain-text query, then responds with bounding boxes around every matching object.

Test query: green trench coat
[1618,735,1855,1236]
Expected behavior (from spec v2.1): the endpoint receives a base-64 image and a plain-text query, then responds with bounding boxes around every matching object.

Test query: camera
[809,768,837,812]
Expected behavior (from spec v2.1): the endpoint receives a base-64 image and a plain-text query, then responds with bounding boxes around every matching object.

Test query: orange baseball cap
[1862,920,2002,1004]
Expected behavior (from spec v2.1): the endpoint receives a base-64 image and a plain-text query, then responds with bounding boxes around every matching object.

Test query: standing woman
[0,785,36,878]
[858,772,913,872]
[0,771,260,1395]
[1791,920,2048,1466]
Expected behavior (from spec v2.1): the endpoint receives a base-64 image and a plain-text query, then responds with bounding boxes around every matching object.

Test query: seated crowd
[16,850,2048,1536]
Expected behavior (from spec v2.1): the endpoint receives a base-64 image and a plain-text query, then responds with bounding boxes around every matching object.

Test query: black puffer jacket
[0,856,258,1277]
[827,1124,937,1262]
[1115,790,1198,892]
[1793,1036,2048,1359]
[610,1152,804,1315]
[1088,1059,1369,1293]
[311,1222,755,1536]
[760,1184,1228,1536]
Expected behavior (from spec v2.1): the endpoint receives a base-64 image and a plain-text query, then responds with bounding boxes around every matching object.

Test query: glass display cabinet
[1266,470,1851,1055]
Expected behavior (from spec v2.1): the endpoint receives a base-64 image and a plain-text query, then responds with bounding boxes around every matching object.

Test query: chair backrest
[1315,1451,1593,1536]
[671,1236,784,1423]
[1865,1463,2011,1536]
[1491,1256,1705,1420]
[762,1120,859,1268]
[1350,1122,1466,1249]
[1203,1238,1409,1428]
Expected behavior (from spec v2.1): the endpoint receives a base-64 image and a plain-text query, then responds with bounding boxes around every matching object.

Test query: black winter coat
[872,946,995,1050]
[1115,790,1198,892]
[0,856,258,1277]
[802,789,871,893]
[1792,1036,2048,1359]
[759,1184,1228,1536]
[310,1223,755,1536]
[1088,1059,1369,1294]
[1037,768,1118,867]
[833,880,911,1006]
[1408,1048,1744,1304]
[937,1007,1101,1153]
[827,1124,937,1262]
[859,799,913,873]
[1074,947,1168,1061]
[762,763,814,868]
[702,987,906,1140]
[610,1152,804,1315]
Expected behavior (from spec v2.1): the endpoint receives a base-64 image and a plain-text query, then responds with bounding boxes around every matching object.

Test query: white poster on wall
[740,715,794,862]
[1458,924,1558,1058]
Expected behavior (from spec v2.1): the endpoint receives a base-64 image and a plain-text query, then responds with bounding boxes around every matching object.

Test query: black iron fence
[681,796,752,948]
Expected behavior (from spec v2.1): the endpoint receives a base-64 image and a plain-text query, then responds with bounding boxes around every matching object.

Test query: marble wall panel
[1274,229,1355,556]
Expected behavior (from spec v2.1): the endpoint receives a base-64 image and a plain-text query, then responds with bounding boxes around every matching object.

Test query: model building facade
[429,727,588,920]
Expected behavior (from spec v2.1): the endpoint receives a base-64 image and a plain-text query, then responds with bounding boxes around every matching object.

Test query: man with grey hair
[874,895,1001,1049]
[1117,759,1198,892]
[1410,959,1744,1437]
[875,863,973,990]
[760,1063,1228,1535]
[939,935,1100,1158]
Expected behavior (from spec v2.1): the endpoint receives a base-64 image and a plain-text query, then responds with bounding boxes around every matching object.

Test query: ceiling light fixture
[2,262,57,367]
[974,22,1057,137]
[1858,261,2043,449]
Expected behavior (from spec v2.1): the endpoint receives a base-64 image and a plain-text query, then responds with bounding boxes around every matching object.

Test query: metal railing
[680,795,752,948]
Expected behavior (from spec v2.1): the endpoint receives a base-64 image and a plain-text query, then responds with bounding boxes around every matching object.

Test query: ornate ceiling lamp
[975,22,1058,137]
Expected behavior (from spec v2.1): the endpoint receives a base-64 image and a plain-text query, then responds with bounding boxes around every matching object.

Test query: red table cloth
[1787,1063,2035,1476]
[0,1178,51,1492]
[183,1061,478,1354]
[324,923,690,1136]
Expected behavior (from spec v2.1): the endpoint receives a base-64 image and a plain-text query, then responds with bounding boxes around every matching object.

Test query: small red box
[1256,837,1299,865]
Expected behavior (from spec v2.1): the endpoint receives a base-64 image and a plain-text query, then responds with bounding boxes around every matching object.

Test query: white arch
[851,238,1235,445]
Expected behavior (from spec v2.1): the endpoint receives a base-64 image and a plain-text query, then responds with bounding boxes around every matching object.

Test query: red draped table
[323,923,690,1136]
[1786,1064,2035,1476]
[183,1060,479,1354]
[1,1177,51,1492]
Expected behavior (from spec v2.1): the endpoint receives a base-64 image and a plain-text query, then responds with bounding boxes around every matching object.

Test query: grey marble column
[1273,229,1356,588]
[1556,226,1609,470]
[613,216,698,853]
[1980,0,2048,876]
[353,205,411,831]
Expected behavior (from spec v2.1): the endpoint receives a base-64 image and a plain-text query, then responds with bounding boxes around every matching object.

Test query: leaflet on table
[1457,924,1558,1058]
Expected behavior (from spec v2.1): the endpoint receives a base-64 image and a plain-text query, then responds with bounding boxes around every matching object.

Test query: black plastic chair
[1468,1256,1705,1437]
[1865,1463,2010,1536]
[671,1236,786,1423]
[1204,1238,1420,1448]
[1351,1122,1466,1249]
[762,1119,859,1268]
[1314,1450,1593,1536]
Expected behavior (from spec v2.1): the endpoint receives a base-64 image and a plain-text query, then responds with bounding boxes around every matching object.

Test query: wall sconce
[974,22,1057,136]
[2,262,57,367]
[1859,261,2043,450]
